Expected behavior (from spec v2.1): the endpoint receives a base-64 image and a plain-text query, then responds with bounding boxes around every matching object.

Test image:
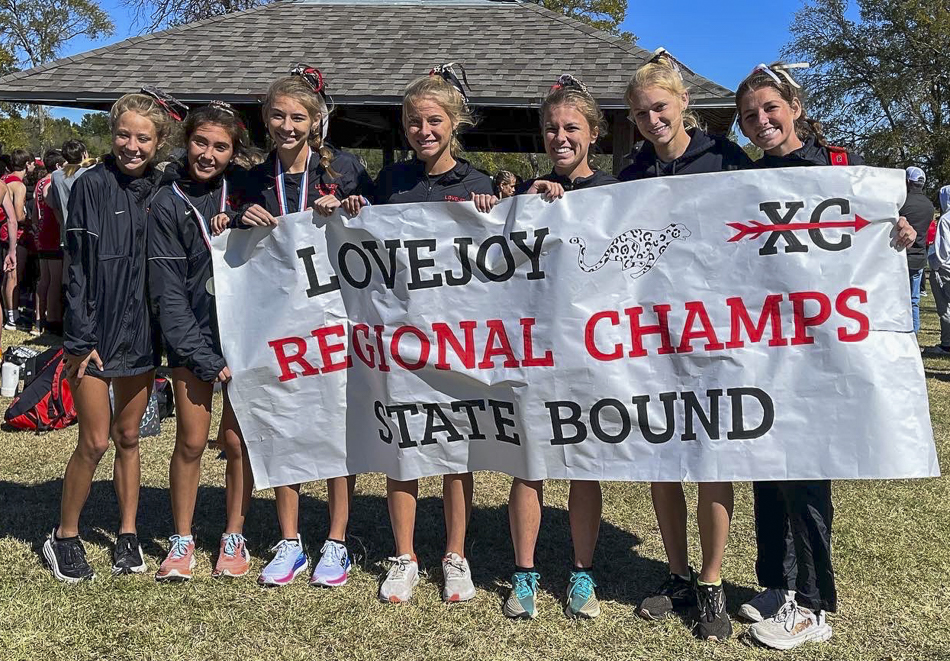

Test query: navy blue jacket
[520,169,617,193]
[619,129,752,180]
[373,157,492,204]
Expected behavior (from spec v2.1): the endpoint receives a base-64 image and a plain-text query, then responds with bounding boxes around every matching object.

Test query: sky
[48,0,806,123]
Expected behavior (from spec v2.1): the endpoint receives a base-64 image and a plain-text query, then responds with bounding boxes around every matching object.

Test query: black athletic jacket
[147,161,232,382]
[233,146,373,219]
[755,137,865,169]
[64,155,161,377]
[899,187,935,271]
[373,157,493,204]
[619,129,752,180]
[519,169,617,194]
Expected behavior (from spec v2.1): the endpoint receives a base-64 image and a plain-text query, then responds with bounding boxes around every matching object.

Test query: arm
[148,198,226,382]
[63,174,101,360]
[0,182,16,271]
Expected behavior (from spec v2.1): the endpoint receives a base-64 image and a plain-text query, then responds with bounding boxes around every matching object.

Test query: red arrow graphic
[728,214,870,242]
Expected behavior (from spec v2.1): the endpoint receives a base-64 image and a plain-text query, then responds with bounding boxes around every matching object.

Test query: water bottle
[1,361,20,397]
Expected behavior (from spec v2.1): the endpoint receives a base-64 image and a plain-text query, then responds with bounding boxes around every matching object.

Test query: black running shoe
[42,527,94,583]
[693,582,733,642]
[638,570,696,620]
[112,532,147,575]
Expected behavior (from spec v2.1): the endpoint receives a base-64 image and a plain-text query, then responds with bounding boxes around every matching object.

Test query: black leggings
[752,480,837,613]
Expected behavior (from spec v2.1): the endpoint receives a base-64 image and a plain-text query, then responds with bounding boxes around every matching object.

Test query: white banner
[212,166,939,489]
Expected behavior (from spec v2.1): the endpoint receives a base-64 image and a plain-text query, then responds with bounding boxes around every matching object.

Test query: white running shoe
[257,536,308,586]
[379,554,419,603]
[310,540,350,587]
[738,588,795,622]
[441,552,475,602]
[750,601,832,650]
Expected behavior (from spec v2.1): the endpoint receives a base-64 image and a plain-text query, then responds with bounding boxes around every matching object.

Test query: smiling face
[543,103,597,175]
[739,86,803,155]
[187,122,234,182]
[112,111,159,176]
[266,94,317,153]
[629,85,688,150]
[404,97,454,164]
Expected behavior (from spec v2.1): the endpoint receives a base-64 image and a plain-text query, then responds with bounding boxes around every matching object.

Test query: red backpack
[4,347,76,432]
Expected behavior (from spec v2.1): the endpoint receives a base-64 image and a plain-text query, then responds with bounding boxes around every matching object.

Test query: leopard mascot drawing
[570,223,691,279]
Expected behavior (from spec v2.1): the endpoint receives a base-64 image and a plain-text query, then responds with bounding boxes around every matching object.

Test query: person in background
[926,188,950,354]
[493,170,517,198]
[900,167,935,334]
[34,149,67,336]
[2,149,35,330]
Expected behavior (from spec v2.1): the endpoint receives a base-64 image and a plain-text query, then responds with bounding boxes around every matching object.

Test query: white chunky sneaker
[441,552,475,602]
[739,588,795,622]
[379,554,419,603]
[750,600,832,650]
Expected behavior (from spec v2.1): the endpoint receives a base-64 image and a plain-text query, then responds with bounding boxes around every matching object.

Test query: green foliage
[0,111,109,154]
[541,0,636,43]
[784,0,950,195]
[77,112,111,155]
[0,0,113,68]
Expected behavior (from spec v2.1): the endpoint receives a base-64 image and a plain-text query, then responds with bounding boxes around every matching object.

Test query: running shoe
[638,570,695,620]
[42,527,94,583]
[213,533,250,578]
[750,601,832,650]
[379,554,419,603]
[258,536,308,586]
[4,311,16,331]
[693,582,732,641]
[503,570,540,619]
[441,552,475,602]
[310,540,350,587]
[738,588,795,623]
[155,534,196,582]
[565,570,600,619]
[112,532,147,575]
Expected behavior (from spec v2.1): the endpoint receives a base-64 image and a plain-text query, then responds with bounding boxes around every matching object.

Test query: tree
[541,0,636,43]
[0,0,112,68]
[783,0,950,193]
[124,0,268,32]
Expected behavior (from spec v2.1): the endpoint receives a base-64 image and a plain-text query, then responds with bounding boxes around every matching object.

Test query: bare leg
[508,478,542,568]
[168,368,213,536]
[219,389,252,533]
[275,484,300,539]
[327,475,355,540]
[387,478,418,557]
[443,472,473,557]
[58,374,113,537]
[568,480,602,568]
[651,482,689,576]
[110,371,154,535]
[697,482,734,583]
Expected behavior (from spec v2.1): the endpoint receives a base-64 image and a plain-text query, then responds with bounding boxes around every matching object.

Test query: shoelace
[167,535,192,559]
[386,556,413,581]
[657,573,687,597]
[443,556,467,580]
[270,539,300,563]
[696,585,724,622]
[569,571,596,600]
[512,571,540,599]
[222,533,245,558]
[774,600,805,633]
[62,539,86,567]
[320,541,343,567]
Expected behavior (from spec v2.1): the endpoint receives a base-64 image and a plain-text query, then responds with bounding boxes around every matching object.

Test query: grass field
[0,301,947,661]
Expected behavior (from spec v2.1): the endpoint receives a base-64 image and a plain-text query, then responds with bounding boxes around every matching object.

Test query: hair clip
[749,62,809,89]
[430,62,472,102]
[208,100,246,129]
[550,74,591,95]
[140,86,188,122]
[290,64,327,97]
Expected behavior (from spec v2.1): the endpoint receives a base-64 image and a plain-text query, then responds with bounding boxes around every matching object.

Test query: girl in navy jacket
[44,90,181,583]
[148,102,254,581]
[230,66,374,589]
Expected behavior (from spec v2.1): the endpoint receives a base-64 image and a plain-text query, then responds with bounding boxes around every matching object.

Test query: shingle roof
[0,0,735,111]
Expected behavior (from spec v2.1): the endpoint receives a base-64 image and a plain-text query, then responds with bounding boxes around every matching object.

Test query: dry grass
[0,301,947,661]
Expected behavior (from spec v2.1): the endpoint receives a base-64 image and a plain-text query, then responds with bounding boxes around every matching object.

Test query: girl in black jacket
[230,67,374,589]
[344,65,493,605]
[148,103,253,581]
[43,90,181,583]
[619,50,747,643]
[735,62,916,651]
[502,75,614,623]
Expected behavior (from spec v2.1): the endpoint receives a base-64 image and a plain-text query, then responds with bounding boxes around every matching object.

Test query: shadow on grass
[0,478,757,610]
